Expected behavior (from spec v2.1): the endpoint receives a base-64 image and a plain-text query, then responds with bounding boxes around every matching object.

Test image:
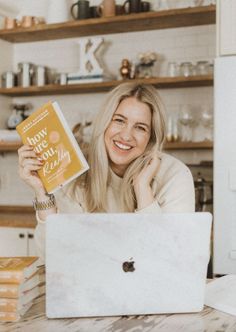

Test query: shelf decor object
[0,5,216,44]
[67,37,105,84]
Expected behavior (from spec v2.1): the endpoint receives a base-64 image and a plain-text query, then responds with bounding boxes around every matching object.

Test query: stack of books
[0,257,44,322]
[67,74,104,84]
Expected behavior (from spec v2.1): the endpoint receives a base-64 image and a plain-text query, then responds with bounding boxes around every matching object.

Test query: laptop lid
[46,212,212,318]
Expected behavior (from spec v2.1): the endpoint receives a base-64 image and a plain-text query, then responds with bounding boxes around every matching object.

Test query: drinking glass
[178,105,196,141]
[200,106,213,141]
[189,0,204,6]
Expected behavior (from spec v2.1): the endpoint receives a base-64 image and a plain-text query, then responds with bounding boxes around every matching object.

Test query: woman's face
[104,97,152,177]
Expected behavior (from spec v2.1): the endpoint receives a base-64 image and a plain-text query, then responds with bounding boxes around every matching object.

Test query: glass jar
[195,61,209,75]
[208,62,214,75]
[167,62,180,77]
[180,62,194,77]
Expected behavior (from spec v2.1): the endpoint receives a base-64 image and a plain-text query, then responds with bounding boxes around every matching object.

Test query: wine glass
[200,106,213,141]
[178,105,196,142]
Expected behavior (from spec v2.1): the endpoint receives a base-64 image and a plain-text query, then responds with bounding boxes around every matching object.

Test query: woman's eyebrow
[113,113,126,119]
[136,122,150,128]
[114,113,150,128]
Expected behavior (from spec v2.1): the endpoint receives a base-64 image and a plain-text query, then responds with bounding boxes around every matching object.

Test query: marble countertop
[2,296,236,332]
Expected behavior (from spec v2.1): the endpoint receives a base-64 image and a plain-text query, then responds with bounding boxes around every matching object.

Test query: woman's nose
[119,126,133,141]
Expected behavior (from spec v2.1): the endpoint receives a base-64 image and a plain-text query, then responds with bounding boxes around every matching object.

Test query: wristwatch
[32,193,56,211]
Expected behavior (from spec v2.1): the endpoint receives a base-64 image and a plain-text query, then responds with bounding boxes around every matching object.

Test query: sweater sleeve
[158,166,195,213]
[135,163,195,214]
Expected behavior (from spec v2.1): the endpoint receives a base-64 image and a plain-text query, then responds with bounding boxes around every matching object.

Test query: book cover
[0,272,40,299]
[0,286,39,312]
[0,257,39,284]
[0,302,33,322]
[16,101,89,194]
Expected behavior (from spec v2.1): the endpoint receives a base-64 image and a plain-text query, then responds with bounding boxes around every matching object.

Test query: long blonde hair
[77,82,166,212]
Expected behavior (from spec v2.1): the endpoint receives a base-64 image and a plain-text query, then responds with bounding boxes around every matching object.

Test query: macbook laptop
[46,212,212,318]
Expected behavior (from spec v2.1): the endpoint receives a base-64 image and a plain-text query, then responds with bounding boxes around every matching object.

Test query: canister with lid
[17,62,34,87]
[1,71,16,88]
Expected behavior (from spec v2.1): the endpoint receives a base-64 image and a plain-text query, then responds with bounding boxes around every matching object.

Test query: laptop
[46,212,212,318]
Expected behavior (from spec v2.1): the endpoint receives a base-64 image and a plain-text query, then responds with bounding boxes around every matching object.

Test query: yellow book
[0,286,39,311]
[0,302,33,322]
[0,271,40,299]
[0,257,39,284]
[16,101,89,193]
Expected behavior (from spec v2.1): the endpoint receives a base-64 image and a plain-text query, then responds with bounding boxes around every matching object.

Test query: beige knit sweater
[35,153,195,262]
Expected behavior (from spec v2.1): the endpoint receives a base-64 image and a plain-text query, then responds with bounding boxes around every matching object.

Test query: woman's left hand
[133,153,161,210]
[133,153,161,189]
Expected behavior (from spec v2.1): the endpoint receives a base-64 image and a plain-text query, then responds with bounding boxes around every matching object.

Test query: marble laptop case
[46,213,212,318]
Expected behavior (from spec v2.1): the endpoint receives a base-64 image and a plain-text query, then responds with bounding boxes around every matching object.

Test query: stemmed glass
[199,106,213,141]
[178,105,197,142]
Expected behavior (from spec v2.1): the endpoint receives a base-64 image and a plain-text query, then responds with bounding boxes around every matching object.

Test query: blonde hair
[77,82,166,212]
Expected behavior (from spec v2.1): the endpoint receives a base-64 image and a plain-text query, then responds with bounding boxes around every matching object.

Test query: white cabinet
[0,227,36,257]
[217,0,236,56]
[27,231,37,256]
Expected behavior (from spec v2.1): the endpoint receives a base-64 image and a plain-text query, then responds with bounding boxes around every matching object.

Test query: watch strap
[33,194,56,211]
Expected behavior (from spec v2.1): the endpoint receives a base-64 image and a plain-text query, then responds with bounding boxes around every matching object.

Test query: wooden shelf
[0,75,213,97]
[0,205,33,214]
[164,141,213,150]
[0,141,21,151]
[0,140,213,152]
[0,5,216,43]
[0,205,36,228]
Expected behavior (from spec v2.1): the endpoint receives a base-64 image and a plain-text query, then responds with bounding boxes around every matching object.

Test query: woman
[18,83,195,261]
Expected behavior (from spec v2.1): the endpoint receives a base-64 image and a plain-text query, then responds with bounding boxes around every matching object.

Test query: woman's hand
[18,145,46,195]
[133,153,161,210]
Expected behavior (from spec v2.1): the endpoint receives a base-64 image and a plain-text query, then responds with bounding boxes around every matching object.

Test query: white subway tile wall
[0,1,215,205]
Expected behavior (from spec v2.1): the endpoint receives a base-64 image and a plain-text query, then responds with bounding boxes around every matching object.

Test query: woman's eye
[113,118,124,124]
[136,126,146,132]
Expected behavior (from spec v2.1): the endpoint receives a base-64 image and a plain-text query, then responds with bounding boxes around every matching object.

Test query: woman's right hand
[18,145,46,195]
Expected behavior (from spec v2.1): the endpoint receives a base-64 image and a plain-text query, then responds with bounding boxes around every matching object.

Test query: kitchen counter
[0,205,36,228]
[2,296,236,332]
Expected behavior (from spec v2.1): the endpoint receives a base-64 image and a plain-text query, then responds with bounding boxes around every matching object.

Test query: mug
[21,16,35,28]
[33,17,46,26]
[89,6,100,18]
[141,1,151,12]
[71,0,90,20]
[123,0,142,13]
[97,0,116,17]
[116,5,124,15]
[4,17,19,29]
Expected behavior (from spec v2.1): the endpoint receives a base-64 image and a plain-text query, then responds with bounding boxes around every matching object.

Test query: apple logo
[122,260,135,272]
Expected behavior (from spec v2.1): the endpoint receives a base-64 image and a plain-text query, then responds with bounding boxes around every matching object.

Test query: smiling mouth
[114,141,133,151]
